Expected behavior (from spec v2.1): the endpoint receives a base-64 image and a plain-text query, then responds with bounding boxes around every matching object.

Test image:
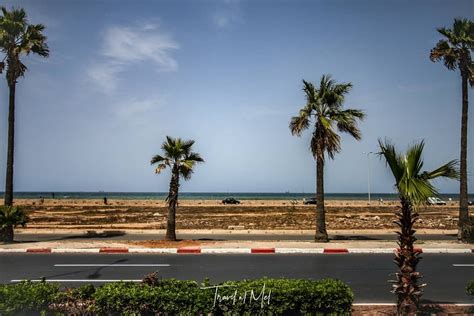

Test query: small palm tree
[151,136,204,241]
[290,75,365,241]
[0,205,29,242]
[378,140,459,314]
[430,18,473,241]
[0,7,49,206]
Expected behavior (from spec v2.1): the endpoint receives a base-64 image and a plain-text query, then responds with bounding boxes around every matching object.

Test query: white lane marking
[275,248,324,254]
[348,248,394,254]
[202,248,251,254]
[129,248,177,253]
[11,279,142,283]
[54,264,170,267]
[453,264,474,267]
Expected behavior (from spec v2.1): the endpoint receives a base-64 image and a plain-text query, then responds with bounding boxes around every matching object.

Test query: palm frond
[0,205,28,228]
[378,139,404,183]
[431,18,474,72]
[154,163,168,174]
[326,82,352,108]
[430,40,459,70]
[453,18,470,40]
[151,154,170,174]
[379,139,459,205]
[323,128,341,160]
[437,27,455,42]
[302,79,317,104]
[405,140,425,179]
[162,136,179,159]
[153,137,203,180]
[291,75,363,161]
[289,104,312,136]
[333,108,365,140]
[150,154,168,165]
[186,152,204,163]
[180,139,195,155]
[179,164,194,180]
[21,24,49,57]
[422,159,459,180]
[312,120,340,160]
[0,7,48,81]
[401,176,438,205]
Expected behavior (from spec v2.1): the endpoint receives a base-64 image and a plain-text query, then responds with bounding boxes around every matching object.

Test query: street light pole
[363,152,373,203]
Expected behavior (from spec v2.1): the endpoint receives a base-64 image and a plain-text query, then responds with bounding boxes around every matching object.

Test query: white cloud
[115,96,163,119]
[88,23,178,94]
[87,62,123,94]
[101,25,178,70]
[212,1,241,29]
[213,13,232,28]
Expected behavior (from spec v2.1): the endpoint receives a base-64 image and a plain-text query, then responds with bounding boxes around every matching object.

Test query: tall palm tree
[378,140,459,314]
[430,18,473,241]
[290,75,365,242]
[151,136,204,241]
[0,7,49,206]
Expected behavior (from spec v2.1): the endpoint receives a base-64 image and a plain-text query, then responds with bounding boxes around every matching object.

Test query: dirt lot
[15,199,466,231]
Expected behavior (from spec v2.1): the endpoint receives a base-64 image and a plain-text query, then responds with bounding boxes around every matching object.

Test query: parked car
[427,197,447,205]
[222,197,240,205]
[303,197,317,205]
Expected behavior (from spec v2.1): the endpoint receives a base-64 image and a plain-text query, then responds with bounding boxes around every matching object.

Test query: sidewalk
[1,235,472,254]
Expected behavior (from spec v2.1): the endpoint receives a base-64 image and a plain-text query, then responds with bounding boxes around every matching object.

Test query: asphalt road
[14,232,457,242]
[0,253,472,303]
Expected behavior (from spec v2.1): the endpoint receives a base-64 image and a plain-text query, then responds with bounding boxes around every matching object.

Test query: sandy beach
[13,198,464,231]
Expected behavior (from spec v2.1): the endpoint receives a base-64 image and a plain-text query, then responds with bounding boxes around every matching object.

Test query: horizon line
[1,191,471,195]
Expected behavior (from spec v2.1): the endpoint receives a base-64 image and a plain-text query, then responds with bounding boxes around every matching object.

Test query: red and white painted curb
[0,247,472,254]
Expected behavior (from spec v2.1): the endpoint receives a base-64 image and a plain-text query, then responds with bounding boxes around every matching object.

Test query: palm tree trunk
[393,197,423,314]
[458,70,470,241]
[165,165,179,241]
[0,225,14,243]
[4,83,15,206]
[315,156,328,242]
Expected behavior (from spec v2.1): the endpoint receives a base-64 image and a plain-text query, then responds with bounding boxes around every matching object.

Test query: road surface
[0,253,472,303]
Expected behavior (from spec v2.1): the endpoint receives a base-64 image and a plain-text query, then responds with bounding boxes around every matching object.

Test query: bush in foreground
[0,281,59,315]
[467,280,474,296]
[0,278,353,315]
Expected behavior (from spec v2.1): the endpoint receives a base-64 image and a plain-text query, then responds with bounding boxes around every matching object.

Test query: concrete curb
[251,248,275,254]
[1,248,472,254]
[324,248,349,253]
[99,247,129,253]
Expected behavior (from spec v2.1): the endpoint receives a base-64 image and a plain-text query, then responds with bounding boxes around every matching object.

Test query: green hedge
[467,280,474,296]
[0,278,353,315]
[0,281,59,315]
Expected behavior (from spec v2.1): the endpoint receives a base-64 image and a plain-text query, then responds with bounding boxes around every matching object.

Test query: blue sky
[0,0,472,193]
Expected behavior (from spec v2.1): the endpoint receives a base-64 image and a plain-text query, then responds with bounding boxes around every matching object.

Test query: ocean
[1,192,472,201]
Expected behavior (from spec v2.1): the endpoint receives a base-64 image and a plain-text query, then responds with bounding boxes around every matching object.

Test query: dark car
[469,200,473,206]
[222,197,241,205]
[303,197,317,205]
